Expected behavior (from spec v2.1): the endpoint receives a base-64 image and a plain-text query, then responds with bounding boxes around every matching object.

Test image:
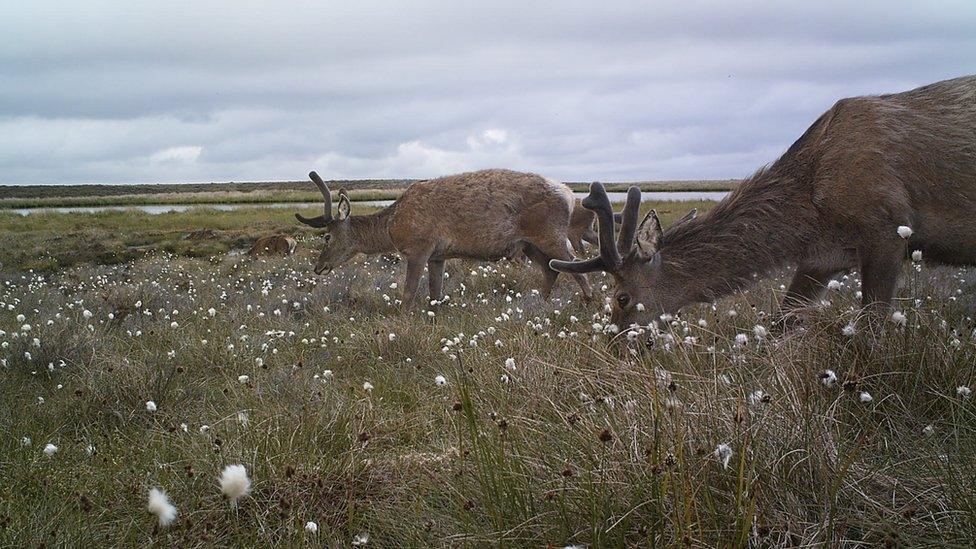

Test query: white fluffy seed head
[147,487,178,527]
[219,464,252,504]
[821,369,838,387]
[897,225,913,239]
[714,443,732,469]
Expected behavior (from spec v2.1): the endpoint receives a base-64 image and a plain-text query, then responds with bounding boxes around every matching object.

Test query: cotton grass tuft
[714,443,732,469]
[219,464,251,506]
[890,311,907,327]
[147,487,178,527]
[820,369,838,387]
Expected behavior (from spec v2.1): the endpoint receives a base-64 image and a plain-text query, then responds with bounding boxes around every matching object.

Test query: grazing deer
[248,235,297,256]
[552,75,976,330]
[295,169,592,303]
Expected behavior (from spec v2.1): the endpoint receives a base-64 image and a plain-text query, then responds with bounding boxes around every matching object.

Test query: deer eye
[616,293,630,308]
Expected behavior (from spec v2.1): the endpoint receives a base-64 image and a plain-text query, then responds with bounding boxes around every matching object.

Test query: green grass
[0,200,701,273]
[0,204,974,546]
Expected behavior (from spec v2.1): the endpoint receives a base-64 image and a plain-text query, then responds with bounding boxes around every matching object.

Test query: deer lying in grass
[552,75,976,330]
[295,169,592,303]
[247,235,297,256]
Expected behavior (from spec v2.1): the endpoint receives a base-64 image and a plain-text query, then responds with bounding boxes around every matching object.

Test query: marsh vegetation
[1,201,974,546]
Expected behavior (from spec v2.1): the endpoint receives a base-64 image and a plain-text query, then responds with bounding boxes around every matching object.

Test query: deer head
[550,182,697,330]
[295,172,355,274]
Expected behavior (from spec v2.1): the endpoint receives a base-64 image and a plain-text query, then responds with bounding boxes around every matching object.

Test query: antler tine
[548,182,621,275]
[581,182,622,269]
[549,255,605,274]
[615,186,642,255]
[309,171,333,216]
[294,171,334,228]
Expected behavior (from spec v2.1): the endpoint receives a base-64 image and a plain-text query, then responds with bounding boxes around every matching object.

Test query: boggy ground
[0,211,975,547]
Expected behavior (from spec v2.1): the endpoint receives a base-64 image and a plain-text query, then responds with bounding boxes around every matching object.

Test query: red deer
[248,235,297,256]
[295,169,592,303]
[551,75,976,331]
[509,201,596,263]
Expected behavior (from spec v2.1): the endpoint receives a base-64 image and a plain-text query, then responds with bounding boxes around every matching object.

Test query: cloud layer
[1,0,974,184]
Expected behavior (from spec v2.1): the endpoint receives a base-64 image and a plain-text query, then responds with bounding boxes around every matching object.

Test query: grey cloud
[0,0,974,184]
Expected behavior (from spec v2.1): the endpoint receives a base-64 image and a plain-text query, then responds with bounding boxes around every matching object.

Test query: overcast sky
[1,1,974,185]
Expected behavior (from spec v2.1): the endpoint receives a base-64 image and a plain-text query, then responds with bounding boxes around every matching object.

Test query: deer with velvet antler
[551,75,976,331]
[295,169,594,304]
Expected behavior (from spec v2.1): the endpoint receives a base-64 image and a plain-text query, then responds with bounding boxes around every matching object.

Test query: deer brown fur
[552,75,976,330]
[296,169,592,303]
[568,201,599,254]
[248,235,297,256]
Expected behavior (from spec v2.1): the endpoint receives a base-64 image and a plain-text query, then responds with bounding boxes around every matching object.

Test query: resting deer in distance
[248,235,297,256]
[295,169,592,303]
[552,74,976,330]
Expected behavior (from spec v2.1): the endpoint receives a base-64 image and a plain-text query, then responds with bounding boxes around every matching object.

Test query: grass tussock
[0,218,975,546]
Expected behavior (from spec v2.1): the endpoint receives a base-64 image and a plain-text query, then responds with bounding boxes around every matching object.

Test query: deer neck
[660,169,814,302]
[349,207,395,255]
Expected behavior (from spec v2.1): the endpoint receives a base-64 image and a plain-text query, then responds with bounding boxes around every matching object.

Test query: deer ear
[635,210,662,260]
[337,194,351,220]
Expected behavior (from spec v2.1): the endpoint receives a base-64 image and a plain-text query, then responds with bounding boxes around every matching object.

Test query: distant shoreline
[0,179,738,209]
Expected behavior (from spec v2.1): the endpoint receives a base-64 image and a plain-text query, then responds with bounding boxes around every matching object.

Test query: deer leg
[581,229,598,247]
[781,267,844,311]
[401,253,430,305]
[569,237,585,256]
[427,258,446,302]
[529,238,593,301]
[859,244,903,313]
[774,266,845,329]
[522,244,560,299]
